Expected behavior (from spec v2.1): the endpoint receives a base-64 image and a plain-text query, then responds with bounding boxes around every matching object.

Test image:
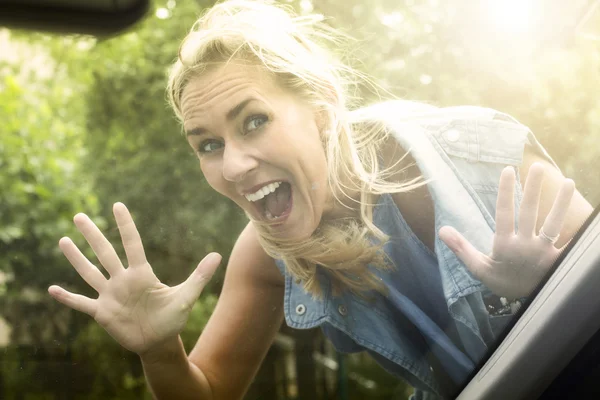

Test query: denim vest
[274,104,559,398]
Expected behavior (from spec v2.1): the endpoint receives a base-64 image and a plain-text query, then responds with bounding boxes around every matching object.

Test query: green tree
[1,0,598,399]
[0,45,102,398]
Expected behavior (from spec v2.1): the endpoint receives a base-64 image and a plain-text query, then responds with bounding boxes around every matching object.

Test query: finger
[73,213,124,276]
[539,179,576,242]
[48,285,98,317]
[177,253,222,307]
[59,237,107,293]
[518,163,545,237]
[439,226,489,281]
[113,203,147,267]
[495,166,516,237]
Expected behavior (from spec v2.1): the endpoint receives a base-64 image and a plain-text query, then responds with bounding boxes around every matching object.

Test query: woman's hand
[48,202,221,356]
[438,163,575,299]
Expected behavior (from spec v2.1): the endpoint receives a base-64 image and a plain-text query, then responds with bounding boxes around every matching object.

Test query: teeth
[245,182,281,202]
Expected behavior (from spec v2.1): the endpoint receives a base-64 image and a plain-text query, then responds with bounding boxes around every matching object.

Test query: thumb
[438,225,460,253]
[438,226,487,280]
[178,252,222,306]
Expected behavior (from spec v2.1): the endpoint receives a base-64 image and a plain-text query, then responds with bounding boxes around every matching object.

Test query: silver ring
[539,226,560,244]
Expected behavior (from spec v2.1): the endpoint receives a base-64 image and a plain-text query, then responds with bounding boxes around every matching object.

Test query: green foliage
[2,1,243,398]
[0,53,101,340]
[0,48,102,399]
[1,0,599,399]
[181,293,219,351]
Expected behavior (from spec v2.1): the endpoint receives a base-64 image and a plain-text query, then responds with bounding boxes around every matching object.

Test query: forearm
[140,336,213,400]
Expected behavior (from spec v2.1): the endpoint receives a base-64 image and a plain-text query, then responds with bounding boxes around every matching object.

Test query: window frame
[457,205,600,399]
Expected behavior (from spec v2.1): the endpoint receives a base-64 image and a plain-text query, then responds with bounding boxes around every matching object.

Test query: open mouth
[253,181,293,223]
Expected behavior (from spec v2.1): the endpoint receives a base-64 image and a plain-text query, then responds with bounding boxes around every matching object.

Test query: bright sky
[484,0,533,34]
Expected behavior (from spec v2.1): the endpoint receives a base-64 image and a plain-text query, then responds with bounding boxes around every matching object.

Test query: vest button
[295,304,306,315]
[445,129,460,142]
[338,305,347,316]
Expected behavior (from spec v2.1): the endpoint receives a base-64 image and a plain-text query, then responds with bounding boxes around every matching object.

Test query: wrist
[139,336,186,365]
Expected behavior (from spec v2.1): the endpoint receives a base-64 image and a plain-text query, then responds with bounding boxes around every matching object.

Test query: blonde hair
[167,0,431,298]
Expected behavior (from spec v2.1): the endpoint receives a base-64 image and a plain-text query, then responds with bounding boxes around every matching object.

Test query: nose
[221,142,259,183]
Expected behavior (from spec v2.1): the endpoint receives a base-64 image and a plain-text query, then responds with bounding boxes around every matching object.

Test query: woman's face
[181,63,332,240]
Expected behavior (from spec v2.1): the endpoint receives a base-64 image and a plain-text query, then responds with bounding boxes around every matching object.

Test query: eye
[244,114,268,133]
[197,140,223,154]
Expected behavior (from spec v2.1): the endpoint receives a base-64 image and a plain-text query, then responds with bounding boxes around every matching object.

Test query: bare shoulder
[231,221,285,288]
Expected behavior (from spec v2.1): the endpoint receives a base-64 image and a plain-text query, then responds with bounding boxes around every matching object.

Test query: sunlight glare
[485,0,532,34]
[300,0,314,13]
[155,7,170,20]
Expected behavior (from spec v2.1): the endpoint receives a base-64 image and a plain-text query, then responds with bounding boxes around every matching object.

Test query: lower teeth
[265,209,277,220]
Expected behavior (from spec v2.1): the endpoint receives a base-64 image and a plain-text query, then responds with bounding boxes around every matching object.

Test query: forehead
[181,63,280,124]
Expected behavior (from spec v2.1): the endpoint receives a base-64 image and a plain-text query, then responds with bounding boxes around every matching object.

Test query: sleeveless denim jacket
[273,104,559,398]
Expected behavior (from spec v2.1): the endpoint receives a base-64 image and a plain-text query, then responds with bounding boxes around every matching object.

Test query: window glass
[0,1,598,399]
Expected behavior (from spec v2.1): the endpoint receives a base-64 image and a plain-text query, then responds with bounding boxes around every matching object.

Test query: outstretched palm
[439,163,575,299]
[48,202,221,355]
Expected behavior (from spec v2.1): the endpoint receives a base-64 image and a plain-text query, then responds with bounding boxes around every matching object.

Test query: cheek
[314,155,330,199]
[307,141,328,175]
[299,144,329,202]
[200,159,226,194]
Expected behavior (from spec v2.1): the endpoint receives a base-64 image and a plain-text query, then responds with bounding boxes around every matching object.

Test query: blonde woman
[48,1,593,399]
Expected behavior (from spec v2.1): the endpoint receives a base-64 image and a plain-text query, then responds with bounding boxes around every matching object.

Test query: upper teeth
[245,182,281,202]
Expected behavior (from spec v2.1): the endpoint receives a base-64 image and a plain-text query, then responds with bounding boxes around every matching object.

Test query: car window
[1,1,598,399]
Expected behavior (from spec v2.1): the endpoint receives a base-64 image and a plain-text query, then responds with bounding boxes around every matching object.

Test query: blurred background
[0,0,599,399]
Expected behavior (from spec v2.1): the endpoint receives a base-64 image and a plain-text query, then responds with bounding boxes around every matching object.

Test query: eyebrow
[185,98,256,137]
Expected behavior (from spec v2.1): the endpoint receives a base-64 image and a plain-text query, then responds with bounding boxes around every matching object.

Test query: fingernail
[206,253,221,264]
